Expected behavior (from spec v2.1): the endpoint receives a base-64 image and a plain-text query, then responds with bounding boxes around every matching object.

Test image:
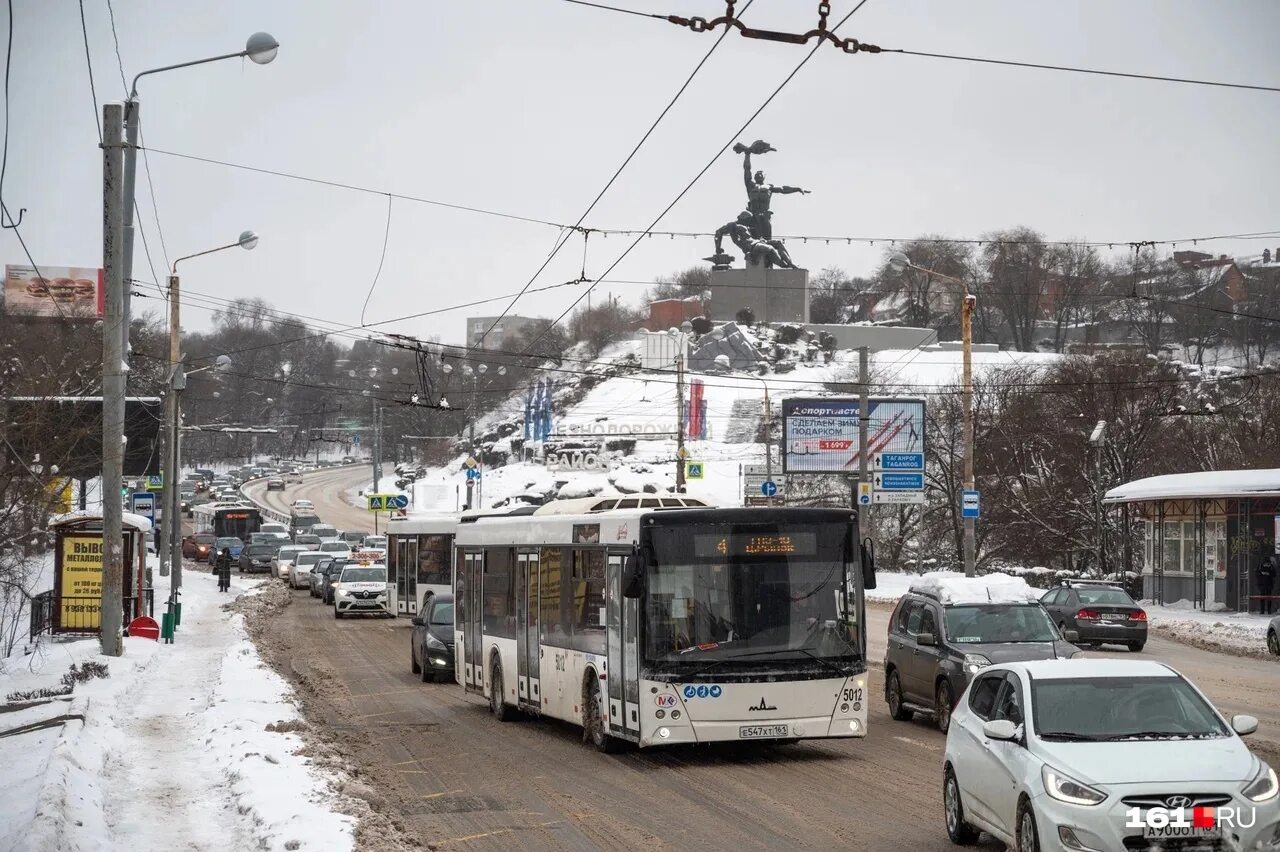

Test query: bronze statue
[735,140,809,240]
[712,212,796,269]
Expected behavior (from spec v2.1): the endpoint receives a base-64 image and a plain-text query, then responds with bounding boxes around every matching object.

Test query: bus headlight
[658,727,670,739]
[848,719,862,733]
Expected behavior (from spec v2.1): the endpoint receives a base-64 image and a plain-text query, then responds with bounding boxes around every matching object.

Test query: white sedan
[272,545,308,580]
[318,540,352,559]
[942,659,1278,852]
[288,551,327,589]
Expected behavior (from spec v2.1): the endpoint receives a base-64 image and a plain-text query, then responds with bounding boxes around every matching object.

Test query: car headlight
[427,634,446,650]
[1244,762,1279,803]
[1069,650,1086,659]
[336,589,350,597]
[963,653,992,674]
[1042,765,1107,806]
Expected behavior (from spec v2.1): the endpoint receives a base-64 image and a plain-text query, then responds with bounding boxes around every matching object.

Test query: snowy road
[245,464,375,533]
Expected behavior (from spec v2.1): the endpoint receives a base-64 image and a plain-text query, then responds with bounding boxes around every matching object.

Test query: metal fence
[29,589,156,641]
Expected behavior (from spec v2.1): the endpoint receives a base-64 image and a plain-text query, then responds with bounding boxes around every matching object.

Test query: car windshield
[278,548,304,559]
[364,537,386,548]
[645,521,860,669]
[944,604,1059,643]
[296,535,321,546]
[1032,676,1230,741]
[319,542,348,551]
[296,553,325,566]
[194,534,216,544]
[430,601,454,626]
[1075,587,1134,605]
[247,545,276,556]
[340,567,387,584]
[215,538,240,548]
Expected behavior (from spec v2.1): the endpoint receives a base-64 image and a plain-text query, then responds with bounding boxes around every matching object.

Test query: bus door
[606,551,640,738]
[516,551,540,711]
[395,536,417,615]
[461,550,484,692]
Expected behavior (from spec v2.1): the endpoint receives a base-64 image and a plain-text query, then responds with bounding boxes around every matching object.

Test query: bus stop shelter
[1103,469,1280,613]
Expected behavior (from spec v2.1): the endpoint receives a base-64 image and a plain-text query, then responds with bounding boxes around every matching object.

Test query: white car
[318,540,352,558]
[288,551,327,589]
[290,499,314,511]
[272,545,308,579]
[333,563,390,619]
[260,522,289,536]
[942,659,1279,852]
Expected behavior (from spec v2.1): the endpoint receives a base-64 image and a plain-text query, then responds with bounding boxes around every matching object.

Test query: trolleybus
[386,514,456,615]
[453,497,874,750]
[192,503,263,542]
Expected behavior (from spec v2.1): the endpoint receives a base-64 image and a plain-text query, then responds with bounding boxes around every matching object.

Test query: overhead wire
[359,194,394,327]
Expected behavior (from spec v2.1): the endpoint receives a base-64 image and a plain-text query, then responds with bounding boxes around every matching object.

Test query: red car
[182,533,217,561]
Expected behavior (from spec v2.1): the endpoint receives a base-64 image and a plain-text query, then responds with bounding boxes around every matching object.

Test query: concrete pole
[961,294,977,577]
[675,354,687,493]
[120,99,140,361]
[100,102,126,657]
[167,273,182,597]
[762,379,772,497]
[857,347,870,550]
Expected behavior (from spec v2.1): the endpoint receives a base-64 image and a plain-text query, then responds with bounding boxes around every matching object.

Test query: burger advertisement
[4,264,104,319]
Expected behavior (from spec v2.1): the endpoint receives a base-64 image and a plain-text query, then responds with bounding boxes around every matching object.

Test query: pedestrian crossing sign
[686,461,704,480]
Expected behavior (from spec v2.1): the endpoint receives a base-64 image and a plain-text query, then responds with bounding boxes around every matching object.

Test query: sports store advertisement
[781,397,926,473]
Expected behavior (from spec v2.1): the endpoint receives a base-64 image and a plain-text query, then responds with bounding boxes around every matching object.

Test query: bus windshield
[645,521,859,669]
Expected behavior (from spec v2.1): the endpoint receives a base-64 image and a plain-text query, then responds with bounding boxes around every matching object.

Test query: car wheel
[411,644,421,674]
[935,681,954,734]
[489,659,512,722]
[334,608,343,619]
[582,675,617,752]
[887,670,914,722]
[943,767,979,845]
[1268,630,1279,657]
[1016,800,1041,852]
[1127,641,1145,653]
[420,649,432,683]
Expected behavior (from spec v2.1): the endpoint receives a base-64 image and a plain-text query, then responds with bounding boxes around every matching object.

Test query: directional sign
[761,480,778,498]
[874,490,926,504]
[857,482,872,506]
[465,468,481,481]
[389,494,409,509]
[874,472,925,491]
[872,452,924,471]
[130,492,155,520]
[962,489,980,519]
[685,461,704,480]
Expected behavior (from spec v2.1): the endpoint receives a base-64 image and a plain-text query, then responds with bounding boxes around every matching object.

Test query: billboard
[3,264,103,319]
[59,534,103,630]
[782,397,926,474]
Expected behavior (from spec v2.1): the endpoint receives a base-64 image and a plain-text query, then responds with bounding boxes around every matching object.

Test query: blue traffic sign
[390,494,409,509]
[962,489,980,519]
[873,452,924,471]
[351,435,360,446]
[130,492,155,520]
[875,472,925,490]
[761,480,778,497]
[466,468,481,481]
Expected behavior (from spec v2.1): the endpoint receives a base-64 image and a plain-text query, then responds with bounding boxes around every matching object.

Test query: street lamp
[161,235,257,608]
[887,251,978,576]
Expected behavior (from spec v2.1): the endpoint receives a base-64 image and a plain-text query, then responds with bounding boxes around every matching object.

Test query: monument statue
[705,140,808,270]
[736,139,809,240]
[711,212,796,270]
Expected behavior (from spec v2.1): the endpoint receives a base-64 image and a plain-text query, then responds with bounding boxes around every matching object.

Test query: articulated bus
[454,497,874,750]
[385,515,456,616]
[192,503,263,541]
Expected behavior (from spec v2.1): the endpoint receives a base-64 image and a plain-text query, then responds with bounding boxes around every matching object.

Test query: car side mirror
[983,719,1018,741]
[1063,629,1080,644]
[916,631,936,647]
[622,548,643,599]
[410,616,425,627]
[1232,714,1259,736]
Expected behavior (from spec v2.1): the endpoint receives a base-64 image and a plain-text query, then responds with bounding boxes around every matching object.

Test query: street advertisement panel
[4,264,103,319]
[59,534,103,630]
[782,397,926,474]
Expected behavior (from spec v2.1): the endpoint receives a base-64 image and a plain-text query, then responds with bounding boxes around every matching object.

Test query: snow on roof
[49,509,153,532]
[908,571,1041,605]
[1104,469,1280,503]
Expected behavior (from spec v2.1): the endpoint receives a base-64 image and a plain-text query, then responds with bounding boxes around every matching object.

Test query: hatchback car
[320,558,349,604]
[333,564,390,618]
[182,533,217,561]
[1040,581,1148,652]
[289,551,327,589]
[410,593,456,682]
[238,543,279,574]
[942,659,1278,852]
[886,574,1080,733]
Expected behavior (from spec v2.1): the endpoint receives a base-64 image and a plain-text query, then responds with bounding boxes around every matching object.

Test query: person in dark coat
[216,547,232,593]
[1259,555,1276,614]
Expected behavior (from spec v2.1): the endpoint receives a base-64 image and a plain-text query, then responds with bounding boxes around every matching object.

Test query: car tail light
[1076,609,1100,620]
[1129,609,1147,621]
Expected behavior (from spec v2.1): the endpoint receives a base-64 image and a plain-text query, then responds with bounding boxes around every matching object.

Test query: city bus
[192,503,263,542]
[453,497,874,750]
[386,514,457,616]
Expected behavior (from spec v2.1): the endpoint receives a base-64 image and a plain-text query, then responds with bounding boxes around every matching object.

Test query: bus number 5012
[842,687,863,703]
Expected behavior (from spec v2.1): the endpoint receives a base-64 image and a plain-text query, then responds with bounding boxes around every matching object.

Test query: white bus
[386,514,457,616]
[454,497,874,750]
[192,503,263,541]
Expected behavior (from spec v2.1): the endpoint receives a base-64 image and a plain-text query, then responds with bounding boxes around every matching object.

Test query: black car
[309,557,336,598]
[320,558,349,604]
[1039,581,1148,652]
[410,593,455,683]
[885,581,1080,733]
[238,543,278,574]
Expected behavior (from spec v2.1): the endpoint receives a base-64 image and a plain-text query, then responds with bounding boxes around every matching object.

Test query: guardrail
[237,475,292,525]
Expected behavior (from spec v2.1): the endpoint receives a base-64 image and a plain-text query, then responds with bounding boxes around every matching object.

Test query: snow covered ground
[0,567,356,852]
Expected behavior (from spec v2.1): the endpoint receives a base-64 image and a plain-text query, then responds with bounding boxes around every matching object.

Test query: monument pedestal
[708,265,809,324]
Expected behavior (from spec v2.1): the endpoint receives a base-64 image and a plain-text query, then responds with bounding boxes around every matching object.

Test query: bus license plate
[739,724,789,739]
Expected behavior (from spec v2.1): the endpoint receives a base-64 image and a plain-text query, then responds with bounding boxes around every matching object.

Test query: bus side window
[539,547,564,640]
[483,547,516,639]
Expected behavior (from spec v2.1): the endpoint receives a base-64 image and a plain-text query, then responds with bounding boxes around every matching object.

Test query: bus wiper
[729,646,850,677]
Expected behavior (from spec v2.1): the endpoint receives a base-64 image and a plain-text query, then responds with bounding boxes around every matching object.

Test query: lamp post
[888,251,978,576]
[162,232,257,609]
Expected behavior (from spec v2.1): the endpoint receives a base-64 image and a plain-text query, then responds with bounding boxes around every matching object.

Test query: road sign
[130,492,155,520]
[962,489,980,519]
[685,461,704,480]
[367,493,404,511]
[463,456,478,470]
[465,468,481,481]
[873,490,926,504]
[872,452,924,471]
[857,482,872,506]
[761,480,778,497]
[352,435,360,446]
[145,474,164,492]
[389,494,409,509]
[874,471,925,491]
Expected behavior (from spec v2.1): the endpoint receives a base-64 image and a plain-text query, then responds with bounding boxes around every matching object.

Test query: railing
[29,589,156,641]
[238,476,292,524]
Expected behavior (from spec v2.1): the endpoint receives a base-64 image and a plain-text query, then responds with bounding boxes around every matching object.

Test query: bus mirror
[860,537,876,590]
[622,551,643,598]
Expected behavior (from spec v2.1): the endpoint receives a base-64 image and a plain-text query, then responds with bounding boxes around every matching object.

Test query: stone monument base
[708,265,809,325]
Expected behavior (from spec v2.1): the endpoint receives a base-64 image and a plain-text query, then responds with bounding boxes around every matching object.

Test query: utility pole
[857,347,870,551]
[675,353,687,492]
[158,272,180,586]
[100,102,126,657]
[961,293,977,577]
[372,401,383,491]
[119,99,140,361]
[762,379,772,496]
[465,373,476,511]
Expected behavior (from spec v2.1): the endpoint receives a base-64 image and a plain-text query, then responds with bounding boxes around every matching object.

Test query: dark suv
[1039,580,1148,652]
[885,582,1080,733]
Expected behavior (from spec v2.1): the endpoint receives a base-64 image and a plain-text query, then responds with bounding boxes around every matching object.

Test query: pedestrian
[216,547,232,593]
[1259,554,1276,615]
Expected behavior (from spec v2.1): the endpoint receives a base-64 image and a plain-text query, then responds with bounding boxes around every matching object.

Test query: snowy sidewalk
[1,566,355,852]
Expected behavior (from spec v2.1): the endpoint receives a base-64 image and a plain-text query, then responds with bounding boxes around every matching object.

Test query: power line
[561,0,666,19]
[360,195,393,326]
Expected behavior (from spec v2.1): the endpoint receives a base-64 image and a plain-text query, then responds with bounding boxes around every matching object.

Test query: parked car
[318,540,352,559]
[941,659,1278,851]
[1039,580,1148,652]
[273,544,308,580]
[410,593,455,682]
[265,477,286,491]
[208,536,244,565]
[333,563,390,618]
[885,573,1080,733]
[1268,615,1279,656]
[238,543,278,574]
[289,551,327,589]
[182,533,217,561]
[308,557,335,597]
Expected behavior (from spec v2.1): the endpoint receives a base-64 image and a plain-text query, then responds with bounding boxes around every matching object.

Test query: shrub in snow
[6,661,109,702]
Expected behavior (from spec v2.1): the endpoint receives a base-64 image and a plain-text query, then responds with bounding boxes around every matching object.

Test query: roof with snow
[1104,469,1280,504]
[49,509,153,531]
[908,571,1041,605]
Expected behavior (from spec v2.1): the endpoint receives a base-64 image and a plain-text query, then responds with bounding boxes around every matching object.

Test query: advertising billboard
[59,534,103,630]
[3,264,103,319]
[782,397,926,474]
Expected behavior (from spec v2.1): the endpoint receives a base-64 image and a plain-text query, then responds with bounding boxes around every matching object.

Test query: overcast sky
[3,0,1279,345]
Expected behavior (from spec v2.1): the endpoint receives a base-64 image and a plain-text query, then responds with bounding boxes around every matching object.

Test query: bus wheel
[583,677,617,753]
[489,660,512,722]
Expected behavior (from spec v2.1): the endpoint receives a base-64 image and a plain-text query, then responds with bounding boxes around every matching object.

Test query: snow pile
[1137,599,1273,659]
[909,571,1042,605]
